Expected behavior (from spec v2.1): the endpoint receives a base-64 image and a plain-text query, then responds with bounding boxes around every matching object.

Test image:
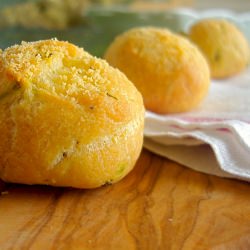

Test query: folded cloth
[144,67,250,181]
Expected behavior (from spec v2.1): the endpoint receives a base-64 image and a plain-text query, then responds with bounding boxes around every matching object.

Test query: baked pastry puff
[104,27,210,114]
[189,19,250,79]
[0,39,144,188]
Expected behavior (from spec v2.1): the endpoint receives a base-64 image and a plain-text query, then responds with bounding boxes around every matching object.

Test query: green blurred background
[0,0,249,57]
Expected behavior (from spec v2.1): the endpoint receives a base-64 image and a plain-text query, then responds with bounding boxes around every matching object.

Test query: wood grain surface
[1,149,250,250]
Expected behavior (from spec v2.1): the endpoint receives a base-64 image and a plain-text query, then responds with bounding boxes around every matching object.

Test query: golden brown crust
[104,27,210,114]
[0,39,144,188]
[189,19,250,79]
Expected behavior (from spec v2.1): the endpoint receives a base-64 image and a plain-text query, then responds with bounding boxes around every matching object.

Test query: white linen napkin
[144,67,250,181]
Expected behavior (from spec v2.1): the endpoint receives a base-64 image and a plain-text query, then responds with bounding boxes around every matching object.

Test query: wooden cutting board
[0,149,250,250]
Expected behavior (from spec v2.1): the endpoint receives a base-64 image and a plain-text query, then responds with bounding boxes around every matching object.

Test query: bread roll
[0,39,144,188]
[189,19,250,78]
[104,27,210,114]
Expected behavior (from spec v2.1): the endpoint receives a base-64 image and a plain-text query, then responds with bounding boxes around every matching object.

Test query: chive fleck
[106,92,118,100]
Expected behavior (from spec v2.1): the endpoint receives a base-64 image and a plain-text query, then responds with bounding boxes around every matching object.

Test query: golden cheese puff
[189,19,250,79]
[0,39,144,189]
[104,27,210,114]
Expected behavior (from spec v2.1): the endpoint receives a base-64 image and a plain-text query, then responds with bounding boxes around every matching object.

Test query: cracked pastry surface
[0,39,144,188]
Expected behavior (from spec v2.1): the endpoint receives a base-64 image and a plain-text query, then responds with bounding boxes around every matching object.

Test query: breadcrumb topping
[1,40,117,103]
[0,39,140,122]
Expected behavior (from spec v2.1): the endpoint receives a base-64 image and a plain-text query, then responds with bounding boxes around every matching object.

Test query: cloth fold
[144,68,250,181]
